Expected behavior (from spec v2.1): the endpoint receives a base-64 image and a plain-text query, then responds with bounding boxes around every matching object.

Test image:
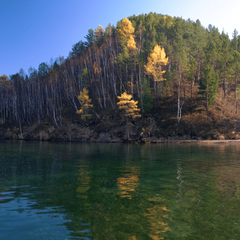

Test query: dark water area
[1,141,240,239]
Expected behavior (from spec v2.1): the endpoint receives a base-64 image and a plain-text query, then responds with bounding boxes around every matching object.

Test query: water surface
[1,141,240,239]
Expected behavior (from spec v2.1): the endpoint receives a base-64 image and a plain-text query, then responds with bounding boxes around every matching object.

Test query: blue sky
[1,0,240,77]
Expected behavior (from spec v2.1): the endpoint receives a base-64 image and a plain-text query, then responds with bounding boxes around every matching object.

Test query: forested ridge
[1,12,240,142]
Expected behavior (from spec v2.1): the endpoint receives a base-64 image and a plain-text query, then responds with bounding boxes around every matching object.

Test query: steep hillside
[1,12,240,142]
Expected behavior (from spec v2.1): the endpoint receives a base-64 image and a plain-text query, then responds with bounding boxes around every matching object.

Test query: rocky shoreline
[1,122,240,144]
[1,109,240,144]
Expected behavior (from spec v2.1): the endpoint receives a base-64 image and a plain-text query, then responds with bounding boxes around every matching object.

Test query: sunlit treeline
[1,12,240,128]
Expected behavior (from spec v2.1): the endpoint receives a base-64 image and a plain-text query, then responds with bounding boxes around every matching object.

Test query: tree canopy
[1,12,240,130]
[145,44,169,81]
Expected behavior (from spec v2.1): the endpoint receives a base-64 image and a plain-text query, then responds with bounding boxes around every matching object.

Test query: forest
[1,12,240,142]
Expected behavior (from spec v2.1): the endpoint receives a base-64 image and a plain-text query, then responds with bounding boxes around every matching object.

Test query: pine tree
[142,77,153,112]
[231,29,240,114]
[199,65,219,123]
[219,32,232,107]
[232,50,240,113]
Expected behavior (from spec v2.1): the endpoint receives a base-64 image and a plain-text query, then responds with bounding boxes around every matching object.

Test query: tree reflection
[76,161,91,199]
[3,142,240,239]
[144,200,170,240]
[117,166,140,199]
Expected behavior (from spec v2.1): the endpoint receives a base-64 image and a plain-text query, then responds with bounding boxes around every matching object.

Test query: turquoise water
[1,141,240,239]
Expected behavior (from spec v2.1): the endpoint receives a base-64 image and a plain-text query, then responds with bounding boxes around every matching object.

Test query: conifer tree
[95,25,105,46]
[231,29,240,114]
[76,88,93,121]
[142,77,153,112]
[145,44,169,103]
[219,32,232,107]
[117,92,141,139]
[145,44,169,82]
[117,18,137,51]
[117,18,138,96]
[232,50,240,113]
[199,65,219,123]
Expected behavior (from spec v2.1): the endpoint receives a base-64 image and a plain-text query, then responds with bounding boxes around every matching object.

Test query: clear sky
[1,0,240,77]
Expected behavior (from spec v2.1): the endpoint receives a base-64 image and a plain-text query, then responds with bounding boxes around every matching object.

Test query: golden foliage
[0,74,11,89]
[118,18,135,38]
[127,35,137,51]
[163,15,174,26]
[145,45,169,81]
[95,25,105,43]
[76,87,93,120]
[164,15,173,20]
[0,74,8,81]
[93,61,102,75]
[95,25,105,37]
[128,237,137,240]
[117,92,141,119]
[117,18,137,51]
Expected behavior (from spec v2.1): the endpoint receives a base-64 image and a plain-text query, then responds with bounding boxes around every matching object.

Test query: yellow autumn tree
[95,25,105,45]
[164,15,174,27]
[145,44,169,82]
[117,92,141,139]
[76,87,93,121]
[95,25,104,38]
[117,18,137,96]
[117,18,137,51]
[0,74,8,81]
[0,74,11,90]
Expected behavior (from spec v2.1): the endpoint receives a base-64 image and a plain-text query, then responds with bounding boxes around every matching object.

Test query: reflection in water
[76,160,91,199]
[177,161,183,199]
[72,160,92,239]
[0,190,14,204]
[211,159,240,197]
[117,166,140,199]
[2,142,240,239]
[128,236,137,240]
[236,172,240,199]
[145,200,170,240]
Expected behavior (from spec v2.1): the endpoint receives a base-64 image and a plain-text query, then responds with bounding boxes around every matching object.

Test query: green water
[1,141,240,239]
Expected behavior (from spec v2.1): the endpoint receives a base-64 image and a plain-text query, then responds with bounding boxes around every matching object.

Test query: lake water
[1,141,240,239]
